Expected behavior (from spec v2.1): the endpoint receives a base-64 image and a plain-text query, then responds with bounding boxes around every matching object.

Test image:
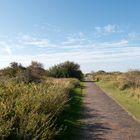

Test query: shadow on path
[80,81,140,140]
[81,105,111,140]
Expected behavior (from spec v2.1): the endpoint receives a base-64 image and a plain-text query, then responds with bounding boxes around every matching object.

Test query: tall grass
[93,70,140,100]
[0,78,79,140]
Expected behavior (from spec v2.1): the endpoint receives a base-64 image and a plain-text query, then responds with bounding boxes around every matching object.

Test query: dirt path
[81,82,140,140]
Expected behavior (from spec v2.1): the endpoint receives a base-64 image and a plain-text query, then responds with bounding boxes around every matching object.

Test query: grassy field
[96,81,140,121]
[57,82,84,140]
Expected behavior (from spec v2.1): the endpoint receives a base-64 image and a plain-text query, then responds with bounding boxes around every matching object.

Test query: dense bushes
[0,61,83,83]
[0,78,79,140]
[0,61,46,83]
[47,61,83,80]
[0,61,82,139]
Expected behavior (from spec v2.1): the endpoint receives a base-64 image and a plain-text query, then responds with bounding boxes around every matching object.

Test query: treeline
[0,61,45,83]
[0,61,83,83]
[47,61,83,80]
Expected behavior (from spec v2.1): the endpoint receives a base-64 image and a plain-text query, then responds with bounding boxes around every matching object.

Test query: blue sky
[0,0,140,72]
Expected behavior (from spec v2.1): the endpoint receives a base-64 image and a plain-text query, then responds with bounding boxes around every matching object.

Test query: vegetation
[93,70,140,120]
[0,61,83,82]
[56,82,84,140]
[47,61,83,80]
[0,61,46,83]
[0,61,83,140]
[0,78,80,140]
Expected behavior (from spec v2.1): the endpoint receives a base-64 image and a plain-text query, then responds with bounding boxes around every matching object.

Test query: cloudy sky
[0,0,140,72]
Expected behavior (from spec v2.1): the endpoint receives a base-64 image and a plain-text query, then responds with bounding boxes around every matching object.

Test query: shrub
[0,61,46,83]
[47,61,83,80]
[0,78,79,140]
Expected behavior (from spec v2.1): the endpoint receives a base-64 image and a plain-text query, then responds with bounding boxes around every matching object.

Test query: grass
[96,81,140,121]
[56,82,84,140]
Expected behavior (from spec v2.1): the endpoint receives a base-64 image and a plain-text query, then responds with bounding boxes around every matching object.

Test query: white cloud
[0,33,140,72]
[0,41,12,55]
[104,24,116,33]
[96,39,128,48]
[94,27,102,32]
[95,24,122,33]
[34,23,62,33]
[0,44,139,70]
[60,32,89,48]
[128,32,140,40]
[62,38,87,46]
[21,35,50,47]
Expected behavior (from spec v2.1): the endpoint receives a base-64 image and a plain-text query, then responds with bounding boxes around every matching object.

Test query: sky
[0,0,140,72]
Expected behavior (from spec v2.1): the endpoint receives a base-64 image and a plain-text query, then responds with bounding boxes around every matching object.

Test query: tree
[26,61,45,82]
[0,61,45,83]
[47,61,83,80]
[1,62,26,78]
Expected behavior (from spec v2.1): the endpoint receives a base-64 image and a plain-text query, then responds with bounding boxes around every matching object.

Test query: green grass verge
[56,82,84,140]
[96,81,140,121]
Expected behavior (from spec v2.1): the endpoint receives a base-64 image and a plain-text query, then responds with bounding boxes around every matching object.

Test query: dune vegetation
[0,61,83,140]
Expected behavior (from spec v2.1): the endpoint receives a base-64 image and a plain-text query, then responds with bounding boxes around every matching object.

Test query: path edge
[95,83,140,124]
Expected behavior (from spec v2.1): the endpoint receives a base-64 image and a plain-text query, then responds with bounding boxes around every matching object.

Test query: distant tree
[28,61,45,75]
[96,70,106,74]
[47,61,83,80]
[26,61,45,83]
[10,62,18,69]
[0,61,45,83]
[1,62,26,78]
[29,61,44,69]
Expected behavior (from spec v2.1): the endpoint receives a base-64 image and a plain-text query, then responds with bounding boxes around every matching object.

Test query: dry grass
[93,70,140,100]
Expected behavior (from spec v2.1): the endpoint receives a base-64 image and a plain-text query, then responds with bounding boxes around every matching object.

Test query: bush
[47,61,83,80]
[0,78,79,140]
[0,61,46,83]
[116,70,140,90]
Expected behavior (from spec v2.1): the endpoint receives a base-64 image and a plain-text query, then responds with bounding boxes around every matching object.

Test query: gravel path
[81,82,140,140]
